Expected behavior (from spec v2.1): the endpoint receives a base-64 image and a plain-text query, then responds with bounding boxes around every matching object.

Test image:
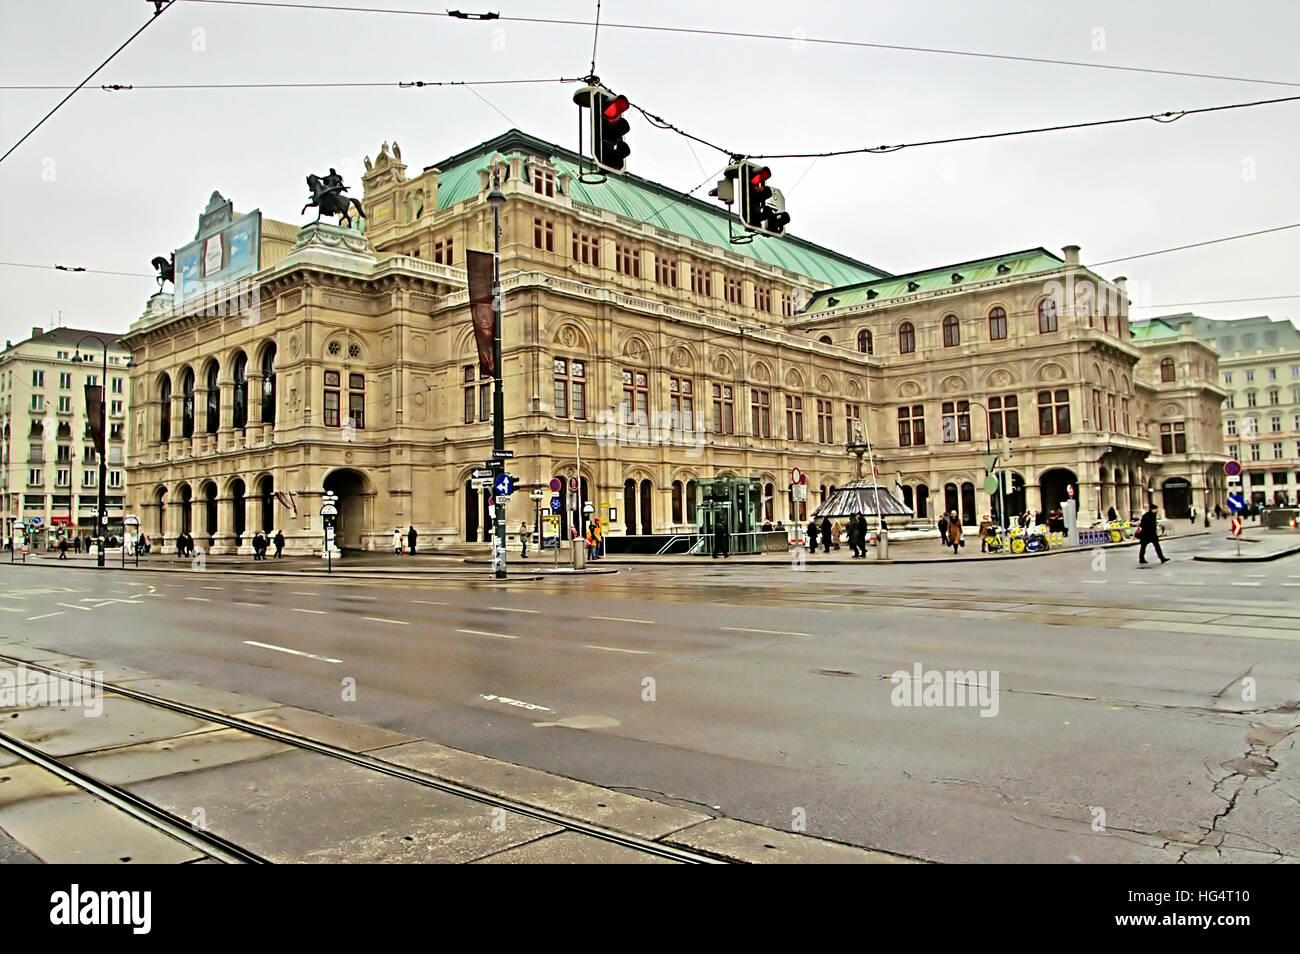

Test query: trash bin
[876,527,889,559]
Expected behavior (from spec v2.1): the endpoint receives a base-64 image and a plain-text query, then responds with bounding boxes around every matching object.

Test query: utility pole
[488,167,507,580]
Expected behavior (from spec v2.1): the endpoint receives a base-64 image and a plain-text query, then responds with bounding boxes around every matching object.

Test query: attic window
[907,281,920,292]
[951,273,963,284]
[533,168,556,198]
[996,263,1011,275]
[825,296,839,307]
[866,289,878,300]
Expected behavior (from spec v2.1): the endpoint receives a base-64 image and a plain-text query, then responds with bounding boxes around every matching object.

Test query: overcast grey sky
[2,0,1299,343]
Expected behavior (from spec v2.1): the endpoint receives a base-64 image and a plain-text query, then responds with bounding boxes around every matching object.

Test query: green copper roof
[801,248,1065,315]
[1129,318,1180,341]
[430,129,890,287]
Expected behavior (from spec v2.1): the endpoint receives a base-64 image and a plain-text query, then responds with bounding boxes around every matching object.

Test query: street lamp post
[70,335,122,568]
[321,490,338,574]
[487,168,508,580]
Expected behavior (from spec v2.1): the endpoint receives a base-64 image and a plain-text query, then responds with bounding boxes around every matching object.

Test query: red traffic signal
[603,94,629,121]
[590,88,631,174]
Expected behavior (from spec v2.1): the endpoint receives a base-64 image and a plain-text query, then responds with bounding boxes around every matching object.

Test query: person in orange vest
[590,518,603,560]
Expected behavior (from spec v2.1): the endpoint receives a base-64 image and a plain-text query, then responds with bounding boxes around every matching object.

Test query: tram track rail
[0,652,726,864]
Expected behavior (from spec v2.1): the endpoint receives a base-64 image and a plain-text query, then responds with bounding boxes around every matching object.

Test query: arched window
[988,307,1007,341]
[159,375,172,443]
[232,353,248,430]
[898,322,915,355]
[1038,298,1058,333]
[261,344,276,424]
[1160,357,1175,382]
[818,335,833,345]
[942,315,960,347]
[181,368,195,438]
[205,362,220,433]
[671,480,684,524]
[857,329,873,354]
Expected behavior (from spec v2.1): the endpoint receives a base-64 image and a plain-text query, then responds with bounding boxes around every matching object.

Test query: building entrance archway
[324,468,372,550]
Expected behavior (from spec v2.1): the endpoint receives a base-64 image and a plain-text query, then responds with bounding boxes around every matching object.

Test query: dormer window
[951,273,963,284]
[907,281,920,292]
[533,168,556,197]
[996,263,1011,275]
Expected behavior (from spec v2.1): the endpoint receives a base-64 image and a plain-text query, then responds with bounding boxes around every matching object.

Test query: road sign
[792,483,807,502]
[1227,474,1241,484]
[1224,460,1242,477]
[320,503,338,517]
[549,497,562,513]
[493,449,514,459]
[1231,516,1243,537]
[983,475,1000,495]
[549,477,563,493]
[982,454,999,474]
[583,502,595,515]
[569,476,579,491]
[471,467,494,479]
[494,473,516,496]
[30,517,41,527]
[790,467,802,485]
[1227,492,1245,512]
[471,477,493,490]
[529,489,545,501]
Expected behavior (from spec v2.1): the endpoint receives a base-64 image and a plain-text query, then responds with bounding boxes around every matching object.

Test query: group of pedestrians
[249,530,285,560]
[391,526,419,555]
[802,514,877,557]
[936,511,964,555]
[176,532,198,557]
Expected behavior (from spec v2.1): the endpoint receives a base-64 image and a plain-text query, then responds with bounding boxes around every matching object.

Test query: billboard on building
[174,191,262,303]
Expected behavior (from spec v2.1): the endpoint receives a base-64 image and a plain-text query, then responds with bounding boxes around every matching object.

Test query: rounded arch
[897,320,916,354]
[260,340,277,424]
[230,350,249,430]
[620,332,653,364]
[1032,360,1068,384]
[939,374,967,395]
[942,313,960,347]
[748,359,773,384]
[324,334,365,362]
[1159,356,1176,382]
[856,328,873,354]
[323,467,376,551]
[179,366,196,439]
[1036,295,1059,332]
[153,484,169,539]
[818,335,833,346]
[712,351,735,376]
[784,366,805,390]
[177,482,193,536]
[896,378,924,399]
[1038,467,1078,513]
[982,366,1018,390]
[987,304,1008,340]
[816,373,833,393]
[550,319,594,354]
[669,342,697,371]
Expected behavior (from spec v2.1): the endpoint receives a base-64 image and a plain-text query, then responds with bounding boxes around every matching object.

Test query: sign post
[123,515,140,568]
[320,491,339,573]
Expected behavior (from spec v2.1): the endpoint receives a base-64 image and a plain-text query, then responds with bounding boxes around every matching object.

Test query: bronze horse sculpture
[151,253,175,289]
[303,168,366,229]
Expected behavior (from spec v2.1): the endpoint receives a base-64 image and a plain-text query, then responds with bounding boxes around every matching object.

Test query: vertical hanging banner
[467,249,496,376]
[84,385,105,457]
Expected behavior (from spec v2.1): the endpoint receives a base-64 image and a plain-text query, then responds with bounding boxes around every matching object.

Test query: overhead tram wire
[172,1,1300,91]
[0,1,175,166]
[0,78,581,92]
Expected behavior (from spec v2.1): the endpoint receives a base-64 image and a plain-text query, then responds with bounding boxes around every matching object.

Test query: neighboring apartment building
[0,327,131,548]
[124,129,1226,554]
[1133,313,1300,507]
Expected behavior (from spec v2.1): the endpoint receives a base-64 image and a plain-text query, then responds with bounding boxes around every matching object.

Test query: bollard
[876,527,889,560]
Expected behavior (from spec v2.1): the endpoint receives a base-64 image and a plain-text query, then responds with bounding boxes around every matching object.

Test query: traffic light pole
[489,169,507,580]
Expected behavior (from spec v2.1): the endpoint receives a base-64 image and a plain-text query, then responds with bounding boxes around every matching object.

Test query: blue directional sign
[494,473,516,497]
[549,497,562,513]
[1227,493,1245,512]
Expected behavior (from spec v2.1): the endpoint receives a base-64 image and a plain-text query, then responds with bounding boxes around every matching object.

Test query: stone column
[167,391,185,460]
[213,490,237,554]
[245,371,263,446]
[218,381,234,452]
[241,489,260,554]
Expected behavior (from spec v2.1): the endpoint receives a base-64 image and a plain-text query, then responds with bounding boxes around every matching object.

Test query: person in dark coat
[937,513,949,548]
[273,530,285,558]
[407,525,418,555]
[1107,506,1118,522]
[1137,504,1168,564]
[806,519,819,554]
[848,513,862,558]
[820,516,833,554]
[712,518,730,558]
[58,537,68,560]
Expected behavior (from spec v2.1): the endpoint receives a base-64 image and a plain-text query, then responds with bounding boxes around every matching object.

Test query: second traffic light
[737,161,791,237]
[591,88,631,174]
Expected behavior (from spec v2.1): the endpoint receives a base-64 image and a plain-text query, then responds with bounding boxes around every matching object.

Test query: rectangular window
[816,399,834,444]
[940,400,970,443]
[1091,389,1102,430]
[1269,389,1280,405]
[108,471,122,489]
[463,366,476,424]
[781,292,794,318]
[532,169,555,197]
[28,469,41,486]
[712,384,734,434]
[1251,442,1262,461]
[622,369,649,423]
[1227,419,1238,436]
[111,400,123,416]
[898,405,925,446]
[846,403,862,438]
[30,394,43,411]
[571,232,600,267]
[1246,370,1255,382]
[750,388,771,438]
[616,244,641,278]
[1269,367,1277,380]
[1274,441,1284,459]
[348,373,365,430]
[56,444,71,462]
[725,277,742,305]
[1272,415,1282,432]
[111,377,123,394]
[31,370,44,388]
[691,263,713,297]
[669,377,693,431]
[1160,422,1186,454]
[59,372,72,389]
[1122,398,1130,434]
[1107,393,1117,432]
[785,394,804,441]
[323,369,340,427]
[755,285,772,312]
[553,359,568,418]
[58,396,71,413]
[1224,372,1233,384]
[1039,390,1071,435]
[570,360,585,420]
[56,468,70,488]
[654,256,678,288]
[532,218,554,252]
[83,469,96,488]
[433,238,454,265]
[1247,392,1257,407]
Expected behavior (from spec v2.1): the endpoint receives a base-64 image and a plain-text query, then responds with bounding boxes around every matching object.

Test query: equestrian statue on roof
[302,167,366,230]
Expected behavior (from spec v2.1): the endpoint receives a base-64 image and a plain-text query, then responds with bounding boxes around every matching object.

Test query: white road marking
[290,591,318,596]
[586,644,652,655]
[456,628,518,640]
[348,596,378,601]
[1245,574,1267,578]
[1231,582,1262,587]
[184,597,212,602]
[26,613,63,621]
[234,601,262,607]
[480,693,552,712]
[55,602,93,611]
[489,606,539,614]
[1079,579,1105,584]
[243,640,341,664]
[202,586,225,590]
[412,600,447,605]
[291,608,327,615]
[362,617,408,625]
[0,607,21,613]
[1127,581,1151,585]
[591,615,655,624]
[1283,583,1300,588]
[723,626,812,637]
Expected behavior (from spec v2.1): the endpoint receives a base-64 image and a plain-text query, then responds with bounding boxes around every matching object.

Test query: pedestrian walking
[947,510,963,555]
[712,517,730,558]
[274,530,285,558]
[393,528,402,554]
[407,525,418,555]
[591,519,603,560]
[820,516,833,554]
[978,514,994,553]
[519,521,529,558]
[73,536,81,553]
[806,519,819,555]
[830,519,842,551]
[58,537,68,560]
[855,513,869,558]
[1188,505,1197,524]
[1138,504,1169,564]
[937,513,949,548]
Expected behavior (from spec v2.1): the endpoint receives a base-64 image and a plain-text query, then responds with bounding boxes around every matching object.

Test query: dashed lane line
[234,601,262,607]
[489,606,540,614]
[456,629,518,641]
[202,586,225,590]
[290,607,327,615]
[290,591,318,596]
[1231,582,1263,587]
[591,615,656,624]
[362,617,408,626]
[184,597,212,602]
[55,602,92,612]
[412,600,447,605]
[586,644,654,655]
[243,640,341,664]
[722,626,812,637]
[0,607,21,613]
[26,613,63,621]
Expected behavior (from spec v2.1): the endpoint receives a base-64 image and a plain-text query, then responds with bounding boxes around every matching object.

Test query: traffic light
[737,161,791,237]
[591,88,631,174]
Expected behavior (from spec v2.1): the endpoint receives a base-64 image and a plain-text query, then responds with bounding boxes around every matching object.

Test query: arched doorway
[624,478,637,535]
[464,480,479,543]
[178,484,193,535]
[999,471,1027,523]
[915,484,929,519]
[257,474,274,532]
[1161,477,1191,518]
[1098,467,1110,513]
[901,485,914,512]
[154,486,168,540]
[639,479,652,535]
[960,482,976,525]
[1039,468,1078,513]
[229,478,246,547]
[944,482,958,517]
[324,469,371,550]
[202,482,218,546]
